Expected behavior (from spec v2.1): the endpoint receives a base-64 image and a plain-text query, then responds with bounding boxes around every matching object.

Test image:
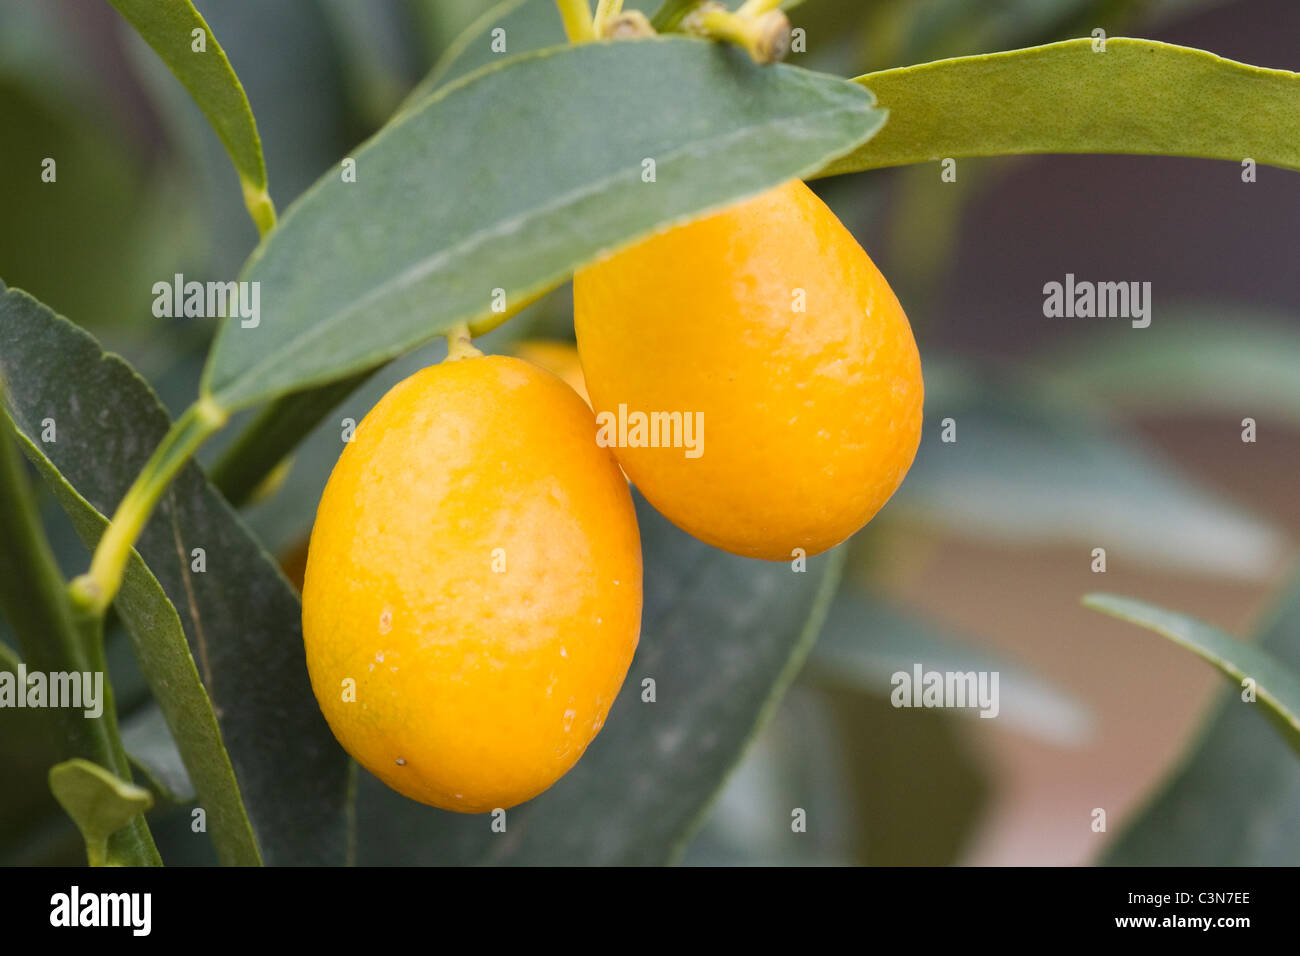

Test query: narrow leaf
[0,372,159,866]
[1084,592,1300,757]
[0,282,348,865]
[820,38,1300,176]
[201,37,883,411]
[105,0,274,231]
[1099,575,1300,864]
[808,587,1094,746]
[890,359,1287,579]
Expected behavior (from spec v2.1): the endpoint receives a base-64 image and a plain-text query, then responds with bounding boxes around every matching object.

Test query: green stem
[466,286,550,338]
[73,397,227,617]
[555,0,596,42]
[735,0,782,16]
[208,372,371,508]
[592,0,623,34]
[0,388,160,866]
[86,839,109,868]
[241,178,277,239]
[689,7,789,64]
[444,322,484,361]
[73,606,159,866]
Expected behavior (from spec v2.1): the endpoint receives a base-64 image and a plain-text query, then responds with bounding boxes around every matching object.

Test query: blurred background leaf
[883,358,1289,580]
[105,0,275,230]
[1048,308,1300,424]
[810,585,1094,746]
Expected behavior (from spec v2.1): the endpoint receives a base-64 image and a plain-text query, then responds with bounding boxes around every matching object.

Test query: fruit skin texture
[302,355,642,813]
[574,179,924,561]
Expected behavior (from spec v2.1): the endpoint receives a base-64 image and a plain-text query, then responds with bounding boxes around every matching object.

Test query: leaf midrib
[207,99,881,408]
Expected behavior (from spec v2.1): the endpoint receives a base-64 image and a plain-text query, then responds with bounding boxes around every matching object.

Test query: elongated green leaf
[1084,593,1300,757]
[201,37,883,412]
[105,0,274,230]
[49,759,152,867]
[1,287,254,864]
[820,38,1300,176]
[0,282,348,865]
[403,0,772,110]
[888,359,1287,579]
[808,587,1094,746]
[354,493,845,864]
[858,0,1113,70]
[1100,575,1300,864]
[0,373,159,866]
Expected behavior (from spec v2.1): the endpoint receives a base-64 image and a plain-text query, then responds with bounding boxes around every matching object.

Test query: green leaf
[1084,593,1300,757]
[120,0,354,279]
[856,0,1135,71]
[807,586,1094,746]
[1048,309,1300,424]
[354,493,845,864]
[888,359,1287,579]
[682,678,990,865]
[2,287,253,864]
[0,282,348,865]
[1098,576,1300,864]
[402,0,769,111]
[200,37,883,412]
[679,682,865,865]
[104,0,274,231]
[0,368,159,866]
[820,38,1300,177]
[205,371,373,508]
[48,759,153,867]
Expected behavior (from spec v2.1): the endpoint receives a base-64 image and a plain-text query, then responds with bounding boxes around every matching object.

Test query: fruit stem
[683,4,791,64]
[445,323,484,361]
[554,0,596,42]
[735,0,784,17]
[241,177,278,239]
[592,0,624,34]
[72,396,228,617]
